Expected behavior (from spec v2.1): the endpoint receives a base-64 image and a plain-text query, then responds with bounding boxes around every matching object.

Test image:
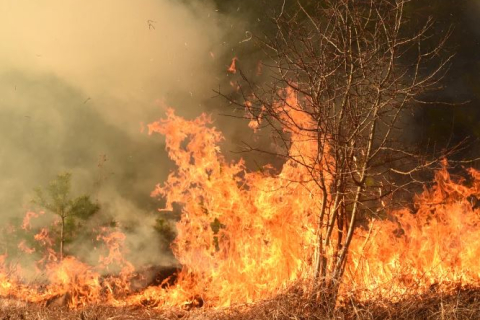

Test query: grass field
[2,285,480,320]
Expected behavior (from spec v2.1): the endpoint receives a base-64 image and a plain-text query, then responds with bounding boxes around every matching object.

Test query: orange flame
[144,92,480,307]
[18,240,35,254]
[346,163,480,300]
[227,57,238,73]
[1,90,480,310]
[0,211,135,308]
[21,211,44,230]
[146,93,323,306]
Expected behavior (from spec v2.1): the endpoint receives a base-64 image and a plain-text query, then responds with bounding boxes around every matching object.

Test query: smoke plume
[0,0,257,266]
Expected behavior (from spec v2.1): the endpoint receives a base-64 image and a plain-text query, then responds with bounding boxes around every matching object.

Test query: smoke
[0,0,257,267]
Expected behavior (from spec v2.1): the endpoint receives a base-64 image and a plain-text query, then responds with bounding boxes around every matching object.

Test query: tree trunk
[60,215,64,261]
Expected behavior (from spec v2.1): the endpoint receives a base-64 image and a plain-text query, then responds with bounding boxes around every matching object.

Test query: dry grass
[343,286,480,320]
[2,285,480,320]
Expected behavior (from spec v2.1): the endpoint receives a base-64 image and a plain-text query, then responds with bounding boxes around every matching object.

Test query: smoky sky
[0,0,260,265]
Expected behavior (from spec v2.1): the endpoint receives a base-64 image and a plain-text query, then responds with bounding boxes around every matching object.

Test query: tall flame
[146,104,320,306]
[0,93,480,310]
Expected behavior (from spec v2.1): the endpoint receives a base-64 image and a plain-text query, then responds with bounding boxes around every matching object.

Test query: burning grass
[2,285,480,319]
[2,108,480,318]
[209,285,480,320]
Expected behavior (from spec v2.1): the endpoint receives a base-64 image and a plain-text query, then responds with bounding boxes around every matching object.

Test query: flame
[18,240,35,254]
[227,57,238,73]
[143,91,480,307]
[143,89,327,307]
[1,89,480,310]
[346,162,480,300]
[0,217,135,307]
[21,211,44,230]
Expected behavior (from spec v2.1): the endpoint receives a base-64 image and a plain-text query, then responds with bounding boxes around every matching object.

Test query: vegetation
[3,1,480,318]
[153,217,177,251]
[223,0,454,304]
[32,172,100,260]
[1,286,480,319]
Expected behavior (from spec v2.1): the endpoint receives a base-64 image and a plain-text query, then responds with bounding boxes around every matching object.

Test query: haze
[0,0,246,265]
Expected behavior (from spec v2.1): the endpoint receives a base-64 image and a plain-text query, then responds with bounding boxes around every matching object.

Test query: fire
[227,57,238,73]
[347,162,480,300]
[145,106,319,306]
[1,90,480,310]
[143,93,480,307]
[18,240,35,254]
[0,220,135,307]
[21,210,44,230]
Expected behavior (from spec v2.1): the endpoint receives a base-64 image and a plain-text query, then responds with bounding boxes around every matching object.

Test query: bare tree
[222,0,453,303]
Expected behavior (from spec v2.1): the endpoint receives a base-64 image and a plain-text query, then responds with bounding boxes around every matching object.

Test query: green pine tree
[32,172,100,261]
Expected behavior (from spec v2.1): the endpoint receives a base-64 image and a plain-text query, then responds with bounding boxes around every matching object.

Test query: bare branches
[220,0,452,306]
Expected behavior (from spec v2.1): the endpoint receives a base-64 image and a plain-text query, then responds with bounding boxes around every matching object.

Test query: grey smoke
[0,0,256,267]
